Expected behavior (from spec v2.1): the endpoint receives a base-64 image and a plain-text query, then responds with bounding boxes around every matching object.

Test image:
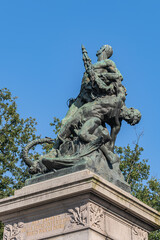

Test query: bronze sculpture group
[22,44,141,190]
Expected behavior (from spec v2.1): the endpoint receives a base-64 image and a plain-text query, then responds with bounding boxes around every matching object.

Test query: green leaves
[0,88,40,238]
[115,142,160,240]
[42,117,62,153]
[0,88,38,198]
[50,117,62,135]
[115,143,160,211]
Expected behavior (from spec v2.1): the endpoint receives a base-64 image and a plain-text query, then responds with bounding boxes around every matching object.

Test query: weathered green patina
[22,44,141,192]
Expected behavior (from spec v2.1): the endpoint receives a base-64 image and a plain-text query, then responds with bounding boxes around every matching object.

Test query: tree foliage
[115,141,160,240]
[115,143,159,211]
[0,88,38,198]
[42,117,62,153]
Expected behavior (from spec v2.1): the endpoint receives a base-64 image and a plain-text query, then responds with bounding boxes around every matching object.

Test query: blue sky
[0,1,160,178]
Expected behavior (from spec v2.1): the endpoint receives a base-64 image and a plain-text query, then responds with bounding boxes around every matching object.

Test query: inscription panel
[22,214,69,239]
[3,202,89,240]
[3,200,149,240]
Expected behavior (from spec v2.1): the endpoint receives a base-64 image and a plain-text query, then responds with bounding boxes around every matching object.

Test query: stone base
[0,170,159,240]
[25,161,131,193]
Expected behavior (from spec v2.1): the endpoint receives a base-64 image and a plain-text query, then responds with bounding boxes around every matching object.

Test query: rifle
[81,45,107,91]
[81,45,95,83]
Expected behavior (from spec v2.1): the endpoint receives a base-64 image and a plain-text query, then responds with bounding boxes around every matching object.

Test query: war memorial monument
[0,45,159,239]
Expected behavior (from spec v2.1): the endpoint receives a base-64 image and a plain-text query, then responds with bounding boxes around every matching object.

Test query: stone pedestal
[0,170,159,240]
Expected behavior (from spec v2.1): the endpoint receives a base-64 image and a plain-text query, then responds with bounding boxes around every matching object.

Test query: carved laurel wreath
[68,205,88,226]
[4,222,24,240]
[132,226,148,240]
[90,203,104,230]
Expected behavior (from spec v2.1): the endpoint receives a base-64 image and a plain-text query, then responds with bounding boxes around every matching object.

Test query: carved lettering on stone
[4,222,24,240]
[67,204,88,227]
[90,203,104,231]
[132,226,148,240]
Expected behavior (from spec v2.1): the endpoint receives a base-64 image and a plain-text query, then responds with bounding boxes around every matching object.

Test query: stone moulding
[0,170,159,240]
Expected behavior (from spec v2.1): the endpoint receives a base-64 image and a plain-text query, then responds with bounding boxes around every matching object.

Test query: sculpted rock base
[0,170,159,240]
[26,157,131,193]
